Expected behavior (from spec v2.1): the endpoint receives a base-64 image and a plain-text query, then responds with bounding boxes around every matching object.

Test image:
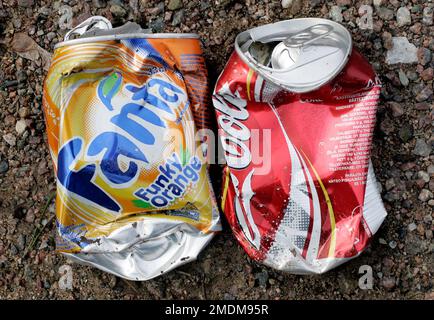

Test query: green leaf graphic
[132,199,152,209]
[103,72,121,96]
[180,148,190,166]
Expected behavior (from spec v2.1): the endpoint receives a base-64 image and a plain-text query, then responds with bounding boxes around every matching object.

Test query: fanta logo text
[57,72,185,213]
[134,153,202,208]
[213,87,251,169]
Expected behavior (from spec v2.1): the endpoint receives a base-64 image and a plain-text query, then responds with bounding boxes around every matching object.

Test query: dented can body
[43,17,220,280]
[213,19,386,273]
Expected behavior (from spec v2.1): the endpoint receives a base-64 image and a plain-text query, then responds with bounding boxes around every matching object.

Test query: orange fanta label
[43,17,220,280]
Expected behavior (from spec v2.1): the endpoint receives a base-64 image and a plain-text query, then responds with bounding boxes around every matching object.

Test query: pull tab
[282,24,333,48]
[64,16,112,41]
[270,23,341,72]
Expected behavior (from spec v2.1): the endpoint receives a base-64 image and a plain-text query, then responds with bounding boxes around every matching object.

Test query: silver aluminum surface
[235,18,352,93]
[64,217,220,281]
[55,16,199,49]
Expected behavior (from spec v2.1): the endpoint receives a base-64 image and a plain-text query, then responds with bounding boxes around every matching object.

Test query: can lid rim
[235,18,352,93]
[55,33,201,49]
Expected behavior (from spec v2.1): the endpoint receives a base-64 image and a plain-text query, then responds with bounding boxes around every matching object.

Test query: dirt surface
[0,0,433,300]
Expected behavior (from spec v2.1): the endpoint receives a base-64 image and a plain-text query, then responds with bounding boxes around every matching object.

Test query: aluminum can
[213,18,386,273]
[43,16,221,280]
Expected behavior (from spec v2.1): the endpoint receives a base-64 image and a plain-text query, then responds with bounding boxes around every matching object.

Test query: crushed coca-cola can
[212,18,387,273]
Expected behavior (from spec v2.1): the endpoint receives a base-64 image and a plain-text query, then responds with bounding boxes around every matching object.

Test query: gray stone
[396,7,411,27]
[0,160,8,174]
[168,0,183,11]
[92,0,107,8]
[385,37,418,64]
[16,234,26,251]
[411,5,422,14]
[336,0,351,6]
[407,70,418,81]
[382,277,396,289]
[388,101,404,117]
[46,32,56,41]
[223,293,234,300]
[419,189,433,202]
[18,107,30,118]
[423,6,433,25]
[413,139,432,157]
[281,0,292,9]
[289,0,302,14]
[3,133,16,146]
[17,0,34,8]
[415,86,433,102]
[15,119,27,135]
[408,223,417,232]
[382,32,393,50]
[16,71,27,84]
[255,270,269,287]
[398,70,409,86]
[377,7,394,20]
[10,244,18,256]
[330,6,343,22]
[418,171,430,183]
[150,17,165,33]
[172,9,185,26]
[149,2,165,15]
[385,178,396,191]
[417,48,432,66]
[310,0,323,7]
[110,4,127,17]
[406,233,428,255]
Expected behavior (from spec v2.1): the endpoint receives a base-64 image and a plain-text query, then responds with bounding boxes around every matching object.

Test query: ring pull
[283,24,333,48]
[64,16,112,41]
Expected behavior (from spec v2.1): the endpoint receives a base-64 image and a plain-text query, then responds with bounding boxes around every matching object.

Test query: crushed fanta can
[43,16,220,280]
[213,18,387,273]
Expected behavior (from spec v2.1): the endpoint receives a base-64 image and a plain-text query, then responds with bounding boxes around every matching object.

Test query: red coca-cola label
[213,49,386,273]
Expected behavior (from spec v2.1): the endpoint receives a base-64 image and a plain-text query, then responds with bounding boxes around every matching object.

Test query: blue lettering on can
[58,71,186,213]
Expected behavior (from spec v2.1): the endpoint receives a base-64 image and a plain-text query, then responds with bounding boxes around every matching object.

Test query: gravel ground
[0,0,433,300]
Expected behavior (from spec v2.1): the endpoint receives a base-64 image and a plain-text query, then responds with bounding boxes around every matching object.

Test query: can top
[55,16,200,49]
[235,18,352,93]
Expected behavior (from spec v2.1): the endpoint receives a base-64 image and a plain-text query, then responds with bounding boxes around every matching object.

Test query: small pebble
[408,223,417,232]
[281,0,292,9]
[413,139,432,157]
[396,7,411,27]
[418,171,430,183]
[168,0,183,11]
[172,9,185,26]
[382,277,396,289]
[398,70,409,86]
[15,119,27,135]
[0,160,9,174]
[3,133,16,146]
[110,4,127,17]
[419,189,433,202]
[423,6,434,25]
[330,6,343,22]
